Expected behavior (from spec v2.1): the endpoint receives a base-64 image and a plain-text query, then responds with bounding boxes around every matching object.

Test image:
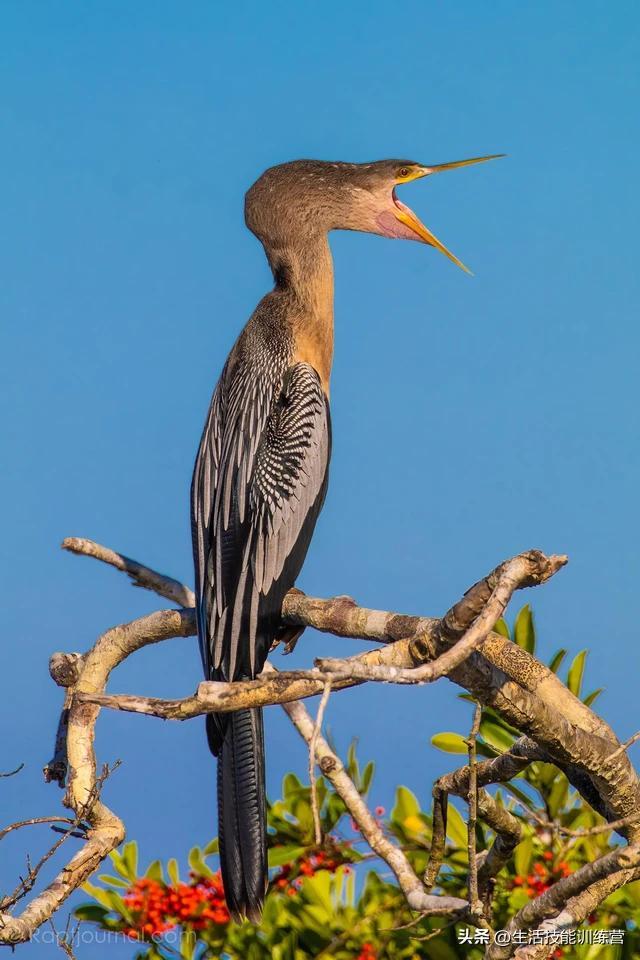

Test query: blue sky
[2,1,639,954]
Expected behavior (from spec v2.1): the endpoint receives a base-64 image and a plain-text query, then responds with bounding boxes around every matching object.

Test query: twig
[607,730,640,763]
[0,762,120,912]
[0,817,86,843]
[310,682,332,845]
[467,703,482,915]
[49,916,81,960]
[0,763,25,778]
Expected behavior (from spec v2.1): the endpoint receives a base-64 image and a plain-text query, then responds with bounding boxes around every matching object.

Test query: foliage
[76,607,640,959]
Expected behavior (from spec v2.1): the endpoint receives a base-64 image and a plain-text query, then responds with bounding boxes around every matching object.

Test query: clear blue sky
[2,2,639,954]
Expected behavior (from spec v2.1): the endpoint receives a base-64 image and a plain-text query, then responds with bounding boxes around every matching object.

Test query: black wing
[191,360,331,687]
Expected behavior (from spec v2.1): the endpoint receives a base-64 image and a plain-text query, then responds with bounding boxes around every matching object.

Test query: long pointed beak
[394,153,504,273]
[419,153,505,177]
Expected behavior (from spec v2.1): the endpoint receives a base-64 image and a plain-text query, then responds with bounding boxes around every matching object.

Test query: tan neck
[269,236,334,394]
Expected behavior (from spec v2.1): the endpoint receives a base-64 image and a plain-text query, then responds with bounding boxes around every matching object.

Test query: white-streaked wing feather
[194,359,329,682]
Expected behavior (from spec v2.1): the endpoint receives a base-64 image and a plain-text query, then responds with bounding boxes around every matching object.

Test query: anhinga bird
[191,154,500,921]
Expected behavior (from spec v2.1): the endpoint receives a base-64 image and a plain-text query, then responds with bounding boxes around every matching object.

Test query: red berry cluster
[121,872,230,939]
[511,853,571,898]
[272,849,350,896]
[356,943,376,960]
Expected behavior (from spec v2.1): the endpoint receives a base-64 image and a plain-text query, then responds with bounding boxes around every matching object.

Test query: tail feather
[214,708,267,923]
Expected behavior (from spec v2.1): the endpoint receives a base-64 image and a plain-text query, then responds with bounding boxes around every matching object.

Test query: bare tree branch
[62,537,195,608]
[309,681,332,846]
[3,534,639,952]
[76,548,640,838]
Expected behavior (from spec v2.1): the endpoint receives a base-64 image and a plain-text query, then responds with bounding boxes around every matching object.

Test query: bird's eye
[397,166,412,180]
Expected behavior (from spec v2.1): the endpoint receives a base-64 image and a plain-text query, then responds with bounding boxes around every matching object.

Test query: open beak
[393,154,504,274]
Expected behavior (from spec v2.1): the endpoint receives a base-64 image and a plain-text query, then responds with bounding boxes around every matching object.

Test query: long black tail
[210,708,267,923]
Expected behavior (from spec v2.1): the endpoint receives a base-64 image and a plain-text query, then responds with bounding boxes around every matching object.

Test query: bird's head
[245,155,503,274]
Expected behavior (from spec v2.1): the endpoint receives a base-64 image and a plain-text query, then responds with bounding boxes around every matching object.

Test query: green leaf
[180,928,196,960]
[479,719,516,753]
[567,649,588,697]
[122,841,138,876]
[514,836,533,878]
[583,688,604,707]
[188,845,214,878]
[343,862,356,905]
[420,941,461,960]
[431,732,468,754]
[147,948,170,960]
[167,858,180,885]
[445,803,468,849]
[318,774,329,799]
[271,933,299,960]
[548,648,567,674]
[202,837,219,856]
[476,740,501,759]
[144,859,164,882]
[298,869,334,918]
[268,844,306,867]
[360,761,375,795]
[513,605,535,653]
[505,782,537,808]
[346,740,360,783]
[509,887,530,912]
[282,772,304,799]
[82,882,120,912]
[528,760,562,793]
[97,874,129,889]
[109,841,138,882]
[323,793,347,831]
[391,785,420,825]
[493,617,510,639]
[547,775,569,818]
[74,904,109,923]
